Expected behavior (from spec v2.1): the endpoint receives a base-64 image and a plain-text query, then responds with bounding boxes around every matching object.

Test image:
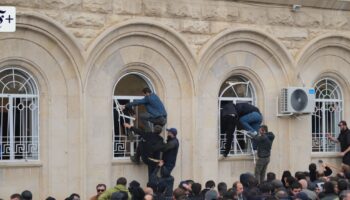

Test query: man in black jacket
[252,125,274,184]
[124,122,165,181]
[152,128,179,198]
[221,102,239,157]
[327,120,350,166]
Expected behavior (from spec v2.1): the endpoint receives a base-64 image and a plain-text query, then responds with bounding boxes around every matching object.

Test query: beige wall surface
[0,0,350,199]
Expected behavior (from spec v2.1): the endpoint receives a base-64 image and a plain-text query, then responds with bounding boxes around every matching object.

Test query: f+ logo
[0,7,16,32]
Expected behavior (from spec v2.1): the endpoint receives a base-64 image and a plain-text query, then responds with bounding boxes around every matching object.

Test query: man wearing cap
[327,120,350,166]
[156,128,179,197]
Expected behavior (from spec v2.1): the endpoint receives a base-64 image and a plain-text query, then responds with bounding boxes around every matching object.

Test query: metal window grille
[218,76,256,156]
[0,68,39,161]
[112,73,154,159]
[312,78,343,152]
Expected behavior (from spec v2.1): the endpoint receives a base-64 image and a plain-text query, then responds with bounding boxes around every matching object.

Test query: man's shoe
[130,155,141,164]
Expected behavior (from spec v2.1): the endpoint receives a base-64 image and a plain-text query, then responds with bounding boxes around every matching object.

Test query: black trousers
[222,115,238,155]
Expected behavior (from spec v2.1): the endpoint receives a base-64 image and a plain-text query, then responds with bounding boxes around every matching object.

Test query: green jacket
[98,184,132,200]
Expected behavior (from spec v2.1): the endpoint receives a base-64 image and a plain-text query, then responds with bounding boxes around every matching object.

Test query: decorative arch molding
[0,12,84,94]
[86,19,197,92]
[297,34,350,68]
[296,34,350,90]
[16,12,84,83]
[198,28,295,86]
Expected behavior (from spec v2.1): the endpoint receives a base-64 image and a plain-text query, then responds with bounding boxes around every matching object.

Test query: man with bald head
[299,179,317,200]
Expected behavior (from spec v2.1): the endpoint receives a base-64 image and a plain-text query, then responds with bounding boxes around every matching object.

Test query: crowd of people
[5,88,350,200]
[7,162,350,200]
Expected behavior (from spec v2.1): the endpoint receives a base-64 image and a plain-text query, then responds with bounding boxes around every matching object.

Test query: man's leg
[223,115,237,156]
[149,116,167,127]
[250,112,263,133]
[239,113,256,133]
[260,157,270,184]
[255,157,269,184]
[140,112,153,132]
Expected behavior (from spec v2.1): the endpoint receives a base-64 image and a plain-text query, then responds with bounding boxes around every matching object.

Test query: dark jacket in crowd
[254,132,275,158]
[162,137,179,177]
[235,103,260,117]
[126,93,167,118]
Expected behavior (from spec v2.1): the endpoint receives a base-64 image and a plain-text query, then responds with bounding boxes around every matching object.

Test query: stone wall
[3,0,350,55]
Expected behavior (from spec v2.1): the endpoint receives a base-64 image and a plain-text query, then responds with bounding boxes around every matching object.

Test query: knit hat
[166,128,177,136]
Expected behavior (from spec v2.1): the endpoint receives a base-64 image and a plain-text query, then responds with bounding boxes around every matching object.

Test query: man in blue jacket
[124,87,167,131]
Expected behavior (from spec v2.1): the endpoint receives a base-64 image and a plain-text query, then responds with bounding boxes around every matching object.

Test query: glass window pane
[0,68,39,161]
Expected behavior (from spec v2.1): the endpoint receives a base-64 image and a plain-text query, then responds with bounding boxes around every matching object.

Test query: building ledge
[311,152,341,158]
[111,158,135,165]
[219,154,254,161]
[0,161,42,168]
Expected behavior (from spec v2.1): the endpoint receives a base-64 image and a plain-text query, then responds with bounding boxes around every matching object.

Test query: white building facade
[1,0,350,199]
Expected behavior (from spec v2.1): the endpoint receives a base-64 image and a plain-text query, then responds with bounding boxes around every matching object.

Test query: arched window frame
[112,72,155,159]
[312,78,343,153]
[218,75,257,156]
[0,67,39,161]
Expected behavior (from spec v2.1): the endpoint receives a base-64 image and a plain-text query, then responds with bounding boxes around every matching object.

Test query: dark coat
[130,127,165,164]
[235,103,260,117]
[162,137,179,177]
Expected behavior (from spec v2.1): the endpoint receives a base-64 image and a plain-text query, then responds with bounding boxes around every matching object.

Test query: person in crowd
[10,194,21,200]
[173,187,187,200]
[232,181,245,200]
[46,197,56,200]
[259,181,273,199]
[281,171,292,188]
[91,183,107,200]
[189,183,202,200]
[111,191,129,200]
[205,190,219,200]
[67,193,80,200]
[250,125,275,184]
[201,181,216,198]
[98,177,132,200]
[128,180,145,200]
[143,194,153,200]
[327,120,350,166]
[267,172,276,182]
[123,87,167,132]
[220,102,239,157]
[319,181,338,200]
[217,182,227,200]
[299,179,317,200]
[289,182,302,199]
[21,190,33,200]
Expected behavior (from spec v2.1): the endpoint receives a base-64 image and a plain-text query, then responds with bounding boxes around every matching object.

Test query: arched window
[0,68,39,161]
[112,72,154,158]
[312,78,343,152]
[218,75,256,156]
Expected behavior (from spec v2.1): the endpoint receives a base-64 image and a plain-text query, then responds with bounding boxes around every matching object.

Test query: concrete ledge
[219,155,255,161]
[0,161,42,168]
